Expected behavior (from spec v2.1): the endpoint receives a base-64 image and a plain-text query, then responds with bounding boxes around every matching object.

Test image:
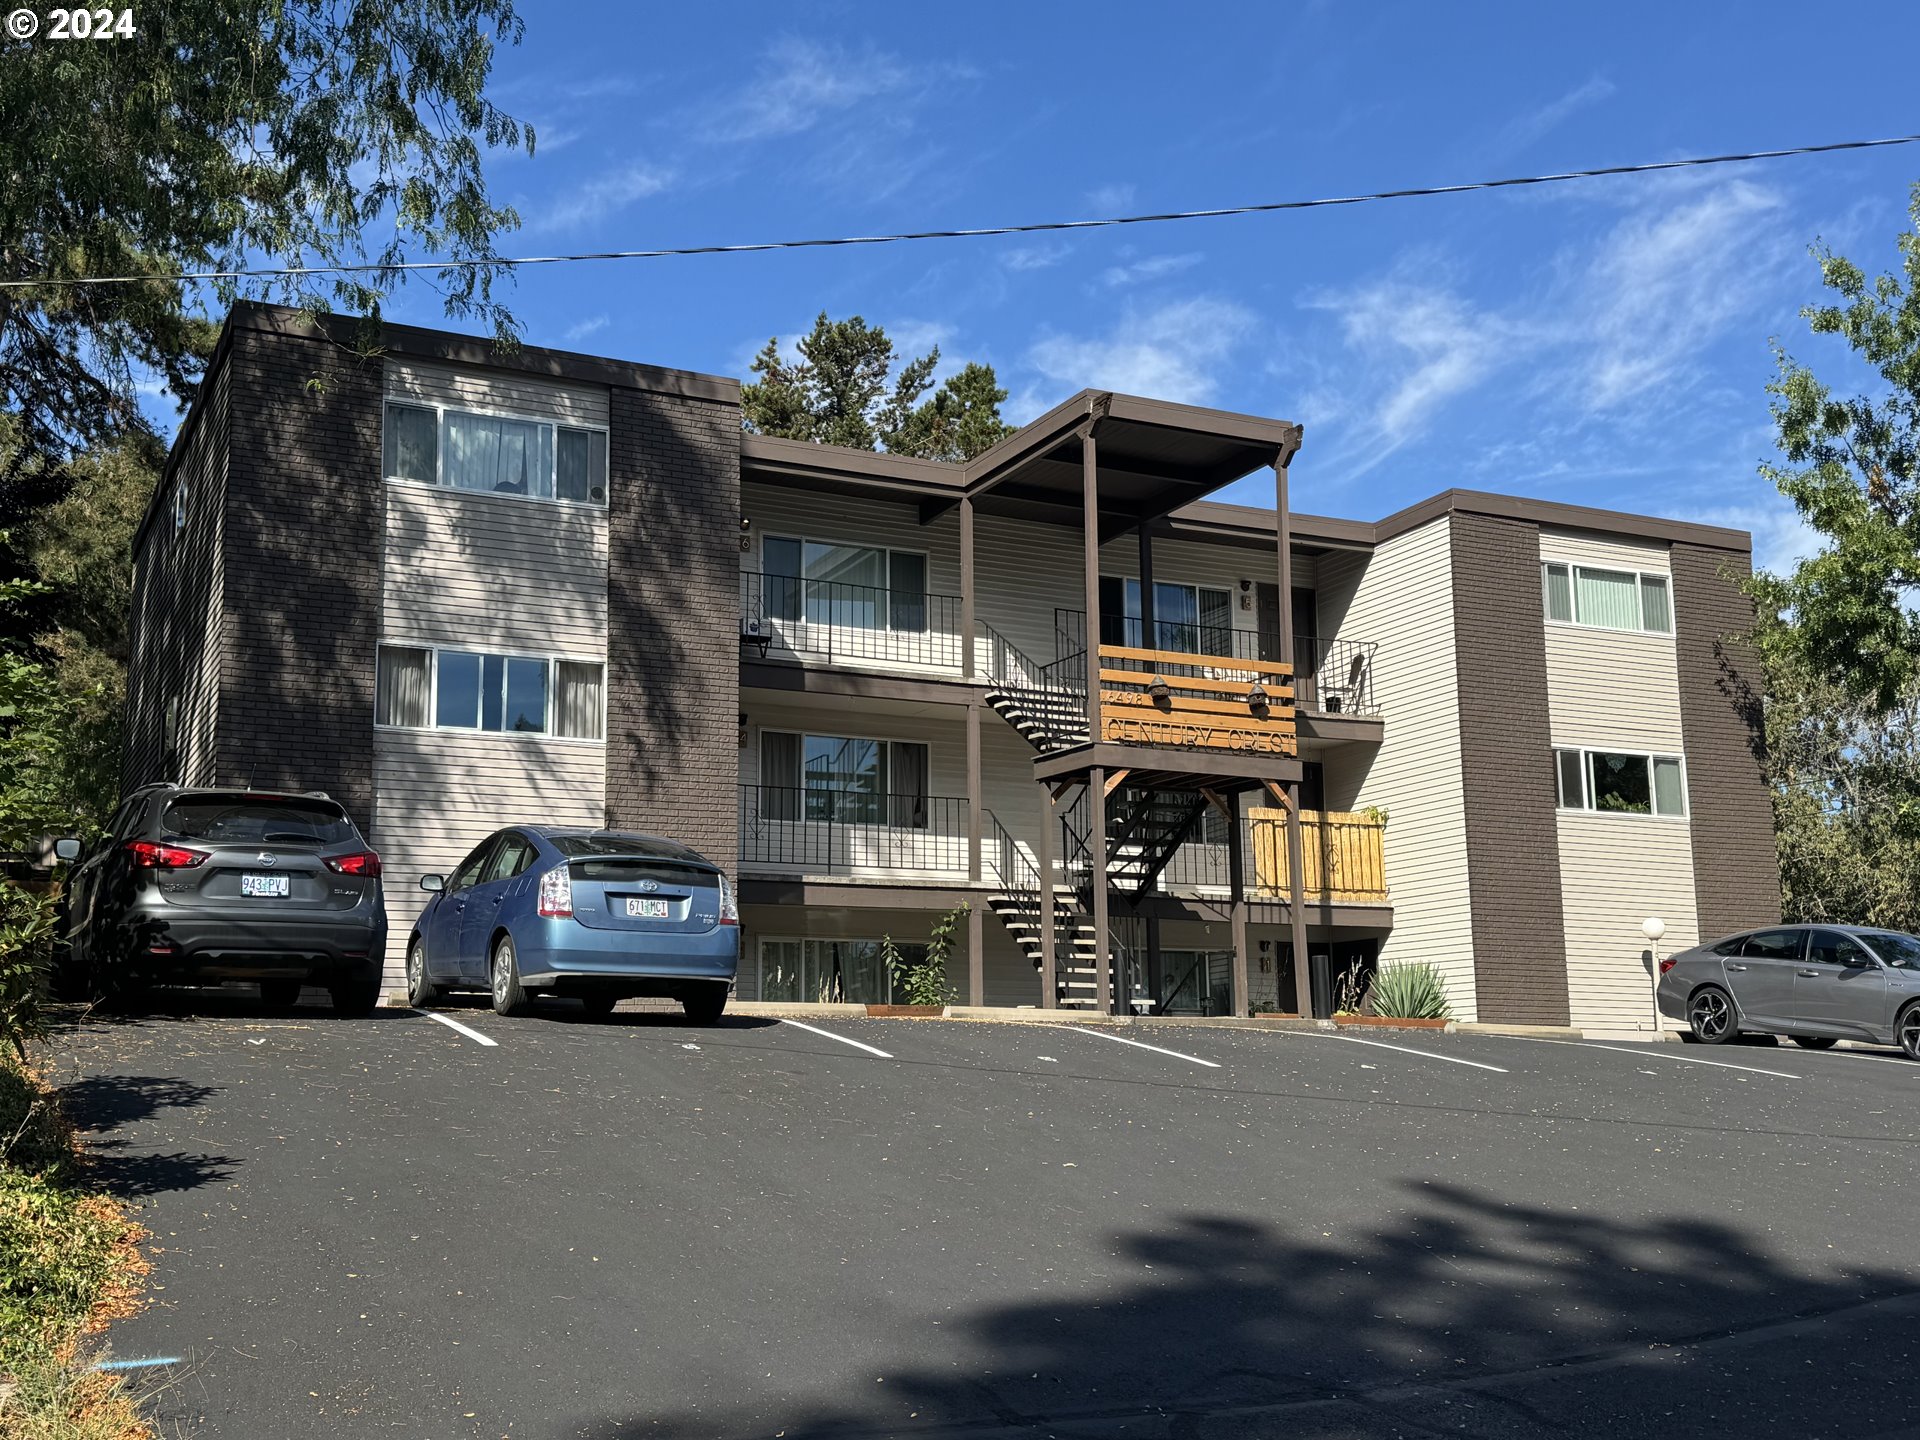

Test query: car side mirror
[419,874,445,892]
[52,838,82,862]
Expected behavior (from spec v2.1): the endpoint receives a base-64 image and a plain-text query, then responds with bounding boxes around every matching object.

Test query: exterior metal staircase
[984,812,1105,1007]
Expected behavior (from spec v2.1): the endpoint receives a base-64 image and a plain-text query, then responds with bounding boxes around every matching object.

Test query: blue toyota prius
[406,827,738,1023]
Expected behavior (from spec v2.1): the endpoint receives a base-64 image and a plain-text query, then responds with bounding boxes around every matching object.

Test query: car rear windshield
[550,833,702,862]
[569,858,715,887]
[1868,932,1920,969]
[161,795,356,845]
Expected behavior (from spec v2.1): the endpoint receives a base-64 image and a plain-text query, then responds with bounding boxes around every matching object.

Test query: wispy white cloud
[1484,75,1615,161]
[1085,183,1136,213]
[563,315,610,344]
[1021,297,1257,414]
[1001,243,1071,272]
[1677,496,1823,576]
[1560,178,1787,409]
[533,163,673,232]
[693,37,957,144]
[1099,253,1203,288]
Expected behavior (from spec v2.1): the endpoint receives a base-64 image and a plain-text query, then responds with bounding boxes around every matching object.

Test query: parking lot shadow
[573,1180,1920,1439]
[61,1073,237,1199]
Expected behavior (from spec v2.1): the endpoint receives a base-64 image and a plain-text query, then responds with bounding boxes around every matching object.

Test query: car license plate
[241,874,290,898]
[625,897,669,918]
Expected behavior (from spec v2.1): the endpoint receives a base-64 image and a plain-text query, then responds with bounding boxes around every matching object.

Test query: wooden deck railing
[1246,808,1389,903]
[1095,643,1297,757]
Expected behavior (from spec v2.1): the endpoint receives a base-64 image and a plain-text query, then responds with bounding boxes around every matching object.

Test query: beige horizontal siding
[1557,812,1699,1034]
[369,729,606,987]
[1320,517,1477,1018]
[384,358,609,428]
[382,483,607,656]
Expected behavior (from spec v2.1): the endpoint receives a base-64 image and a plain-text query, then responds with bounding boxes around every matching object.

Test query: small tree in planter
[882,903,968,1010]
[1365,961,1452,1021]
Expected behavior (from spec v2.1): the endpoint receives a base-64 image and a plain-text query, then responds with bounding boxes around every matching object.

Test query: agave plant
[1367,961,1452,1020]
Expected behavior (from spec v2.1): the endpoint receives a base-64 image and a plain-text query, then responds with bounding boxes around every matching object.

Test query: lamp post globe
[1642,916,1666,943]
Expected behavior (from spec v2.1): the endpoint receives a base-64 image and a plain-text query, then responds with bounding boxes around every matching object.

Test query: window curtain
[761,732,801,820]
[1652,756,1685,815]
[376,647,431,728]
[887,741,929,829]
[888,551,928,633]
[443,412,554,497]
[1574,568,1641,630]
[555,662,603,739]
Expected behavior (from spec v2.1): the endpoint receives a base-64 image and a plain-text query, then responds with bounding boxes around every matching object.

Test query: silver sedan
[1656,924,1920,1056]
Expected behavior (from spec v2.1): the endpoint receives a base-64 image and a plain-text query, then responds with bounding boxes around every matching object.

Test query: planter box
[866,1004,945,1018]
[1334,1015,1448,1030]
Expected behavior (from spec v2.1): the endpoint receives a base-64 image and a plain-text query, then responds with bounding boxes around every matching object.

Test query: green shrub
[884,904,967,1006]
[1367,961,1452,1020]
[0,881,56,1058]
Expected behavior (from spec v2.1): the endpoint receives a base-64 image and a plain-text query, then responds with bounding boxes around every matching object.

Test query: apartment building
[123,303,1778,1033]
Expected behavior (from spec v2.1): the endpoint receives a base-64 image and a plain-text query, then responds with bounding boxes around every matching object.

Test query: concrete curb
[942,1008,1334,1031]
[1453,1023,1584,1039]
[726,1000,870,1018]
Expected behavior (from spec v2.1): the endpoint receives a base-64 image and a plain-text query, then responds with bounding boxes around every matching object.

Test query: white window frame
[1103,575,1237,653]
[382,398,610,509]
[758,727,932,825]
[1554,746,1688,818]
[172,481,188,534]
[761,533,932,632]
[373,643,607,744]
[1541,561,1673,636]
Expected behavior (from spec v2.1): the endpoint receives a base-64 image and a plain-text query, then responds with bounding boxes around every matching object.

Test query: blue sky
[252,3,1920,569]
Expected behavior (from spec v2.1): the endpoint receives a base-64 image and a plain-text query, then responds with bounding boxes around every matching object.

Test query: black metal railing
[738,785,969,874]
[1055,609,1379,715]
[984,809,1044,896]
[976,619,1050,692]
[740,571,965,669]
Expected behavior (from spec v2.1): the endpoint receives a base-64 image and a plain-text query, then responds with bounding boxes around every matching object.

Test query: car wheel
[259,979,302,1009]
[329,972,381,1018]
[405,939,439,1007]
[578,994,618,1020]
[1791,1035,1838,1051]
[681,984,727,1027]
[1899,1004,1920,1062]
[1687,985,1739,1045]
[490,936,532,1017]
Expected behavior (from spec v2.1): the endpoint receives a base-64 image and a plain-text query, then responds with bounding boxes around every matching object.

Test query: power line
[5,131,1918,291]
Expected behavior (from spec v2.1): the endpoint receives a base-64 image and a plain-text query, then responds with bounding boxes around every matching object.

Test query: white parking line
[779,1017,893,1058]
[415,1009,499,1048]
[1324,1033,1509,1072]
[1501,1035,1799,1079]
[1072,1027,1221,1068]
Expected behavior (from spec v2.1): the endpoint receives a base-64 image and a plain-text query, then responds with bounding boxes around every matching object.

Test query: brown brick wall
[1670,545,1779,937]
[215,326,382,830]
[1449,513,1572,1025]
[602,388,742,873]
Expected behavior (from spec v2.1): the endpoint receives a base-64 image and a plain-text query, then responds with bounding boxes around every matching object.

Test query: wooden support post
[1138,520,1156,650]
[1102,768,1130,797]
[1089,764,1112,1014]
[1038,783,1057,1009]
[965,697,983,1007]
[1275,442,1314,1018]
[1081,415,1102,741]
[1228,788,1250,1017]
[960,494,976,679]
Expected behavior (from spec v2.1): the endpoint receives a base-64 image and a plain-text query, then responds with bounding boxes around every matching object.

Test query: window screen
[384,404,438,483]
[1651,756,1685,815]
[556,427,607,503]
[1573,568,1642,630]
[1543,563,1573,622]
[1556,749,1585,808]
[1639,574,1672,633]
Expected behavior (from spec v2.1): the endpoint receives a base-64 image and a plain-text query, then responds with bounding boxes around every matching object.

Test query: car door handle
[1797,969,1821,977]
[487,895,503,906]
[1726,963,1748,972]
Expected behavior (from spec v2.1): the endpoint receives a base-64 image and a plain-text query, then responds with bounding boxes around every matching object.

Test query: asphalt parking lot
[50,998,1920,1439]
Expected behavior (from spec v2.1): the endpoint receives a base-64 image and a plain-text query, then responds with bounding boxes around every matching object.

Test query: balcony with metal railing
[738,784,970,878]
[1055,610,1379,716]
[739,570,966,673]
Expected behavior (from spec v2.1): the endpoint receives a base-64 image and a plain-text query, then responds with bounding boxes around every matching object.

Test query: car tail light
[126,840,208,869]
[1659,957,1678,975]
[538,866,574,919]
[718,872,738,927]
[326,851,383,878]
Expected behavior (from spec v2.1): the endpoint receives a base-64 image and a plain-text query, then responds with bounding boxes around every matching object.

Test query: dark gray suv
[56,785,387,1015]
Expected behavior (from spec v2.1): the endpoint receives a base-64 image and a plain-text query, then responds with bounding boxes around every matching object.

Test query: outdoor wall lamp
[1147,676,1172,704]
[1246,681,1270,711]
